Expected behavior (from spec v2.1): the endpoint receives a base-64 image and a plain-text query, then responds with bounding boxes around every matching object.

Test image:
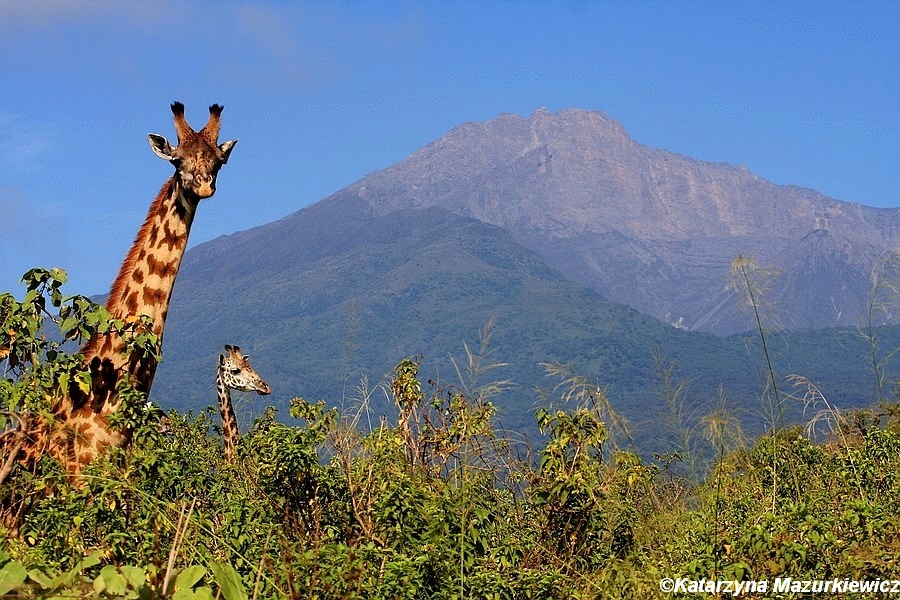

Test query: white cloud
[0,187,68,245]
[0,2,426,94]
[214,3,426,90]
[0,187,42,243]
[0,113,52,177]
[0,0,168,29]
[0,186,69,289]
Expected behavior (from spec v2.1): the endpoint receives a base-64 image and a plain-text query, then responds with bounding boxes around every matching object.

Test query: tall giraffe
[23,102,237,475]
[216,345,271,464]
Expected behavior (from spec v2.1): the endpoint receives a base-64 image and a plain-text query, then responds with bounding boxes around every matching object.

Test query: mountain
[347,108,900,334]
[147,108,899,448]
[151,197,897,448]
[154,197,727,438]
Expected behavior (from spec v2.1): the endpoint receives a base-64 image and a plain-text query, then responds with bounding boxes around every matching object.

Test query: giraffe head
[218,345,272,395]
[148,102,237,200]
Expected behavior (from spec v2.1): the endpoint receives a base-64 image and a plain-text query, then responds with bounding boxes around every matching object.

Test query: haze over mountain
[350,108,900,334]
[149,109,899,446]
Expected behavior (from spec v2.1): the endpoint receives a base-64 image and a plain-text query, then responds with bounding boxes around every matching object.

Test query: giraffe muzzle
[195,181,216,198]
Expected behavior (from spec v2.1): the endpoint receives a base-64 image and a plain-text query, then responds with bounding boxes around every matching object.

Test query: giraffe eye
[230,368,241,375]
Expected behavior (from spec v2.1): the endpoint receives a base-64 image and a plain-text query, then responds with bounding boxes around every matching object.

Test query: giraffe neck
[80,178,197,396]
[50,178,199,472]
[216,369,240,464]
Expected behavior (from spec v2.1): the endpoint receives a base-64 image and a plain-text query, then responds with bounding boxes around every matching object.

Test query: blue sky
[1,1,898,297]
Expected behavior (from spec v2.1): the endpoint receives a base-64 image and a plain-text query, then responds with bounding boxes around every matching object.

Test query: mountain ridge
[337,108,898,333]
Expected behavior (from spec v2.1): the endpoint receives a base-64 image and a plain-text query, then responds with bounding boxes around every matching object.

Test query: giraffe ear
[219,354,226,366]
[148,134,177,161]
[218,139,237,164]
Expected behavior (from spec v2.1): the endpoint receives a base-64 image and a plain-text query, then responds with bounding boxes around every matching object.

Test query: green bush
[2,269,900,598]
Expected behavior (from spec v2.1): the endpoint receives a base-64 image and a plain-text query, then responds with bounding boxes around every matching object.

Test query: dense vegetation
[1,268,899,598]
[156,204,900,452]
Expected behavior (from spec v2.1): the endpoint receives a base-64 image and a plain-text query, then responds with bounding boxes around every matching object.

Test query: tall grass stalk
[702,392,729,584]
[731,255,784,432]
[447,323,511,595]
[161,498,196,596]
[540,361,633,458]
[790,374,867,502]
[654,351,704,482]
[449,318,513,404]
[861,250,900,405]
[730,254,801,508]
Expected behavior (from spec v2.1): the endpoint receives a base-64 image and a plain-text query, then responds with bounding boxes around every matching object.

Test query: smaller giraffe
[216,345,271,463]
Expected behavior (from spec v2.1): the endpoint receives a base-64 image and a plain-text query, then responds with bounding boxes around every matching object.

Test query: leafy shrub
[1,269,899,597]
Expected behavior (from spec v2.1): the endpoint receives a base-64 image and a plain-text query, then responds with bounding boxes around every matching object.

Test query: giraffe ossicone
[216,345,271,464]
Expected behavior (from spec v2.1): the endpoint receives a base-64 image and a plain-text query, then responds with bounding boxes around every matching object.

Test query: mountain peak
[346,108,898,333]
[528,106,626,133]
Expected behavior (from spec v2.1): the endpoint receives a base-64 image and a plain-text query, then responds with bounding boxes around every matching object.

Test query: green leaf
[94,565,125,594]
[0,561,27,595]
[173,586,215,600]
[58,316,79,337]
[120,566,146,590]
[27,569,53,589]
[174,565,207,591]
[210,563,247,600]
[76,370,92,395]
[49,267,68,284]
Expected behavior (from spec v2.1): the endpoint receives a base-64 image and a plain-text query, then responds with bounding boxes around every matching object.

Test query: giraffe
[216,345,271,464]
[6,102,238,477]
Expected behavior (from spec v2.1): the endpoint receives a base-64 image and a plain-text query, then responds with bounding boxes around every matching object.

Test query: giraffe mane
[81,180,174,357]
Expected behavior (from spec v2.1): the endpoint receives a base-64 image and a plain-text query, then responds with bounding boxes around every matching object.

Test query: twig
[0,412,30,486]
[162,497,197,595]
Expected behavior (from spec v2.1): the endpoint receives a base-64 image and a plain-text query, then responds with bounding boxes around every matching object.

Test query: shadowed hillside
[152,194,898,447]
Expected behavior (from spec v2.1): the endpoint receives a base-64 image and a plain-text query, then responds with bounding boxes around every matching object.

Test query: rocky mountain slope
[347,108,899,334]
